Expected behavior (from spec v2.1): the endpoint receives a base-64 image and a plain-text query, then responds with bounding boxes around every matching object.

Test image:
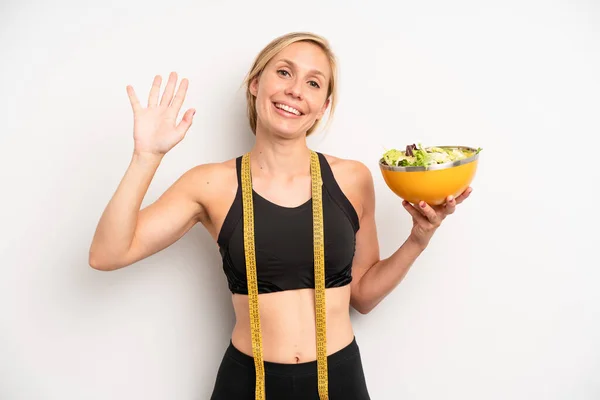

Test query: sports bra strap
[317,153,360,232]
[232,152,359,232]
[235,156,243,187]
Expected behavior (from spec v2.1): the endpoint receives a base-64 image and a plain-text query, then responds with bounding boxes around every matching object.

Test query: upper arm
[121,165,208,267]
[347,161,381,303]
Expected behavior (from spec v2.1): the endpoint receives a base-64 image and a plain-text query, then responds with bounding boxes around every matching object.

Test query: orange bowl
[379,146,480,205]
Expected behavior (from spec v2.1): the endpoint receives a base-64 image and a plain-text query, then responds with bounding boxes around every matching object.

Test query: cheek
[308,94,328,113]
[255,85,271,112]
[257,76,282,98]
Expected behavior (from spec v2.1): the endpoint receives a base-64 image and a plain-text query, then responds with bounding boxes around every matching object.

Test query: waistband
[224,337,360,377]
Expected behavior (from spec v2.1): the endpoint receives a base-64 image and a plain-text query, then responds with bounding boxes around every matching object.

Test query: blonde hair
[243,32,338,136]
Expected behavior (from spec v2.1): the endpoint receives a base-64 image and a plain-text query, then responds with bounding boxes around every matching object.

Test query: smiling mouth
[273,102,303,116]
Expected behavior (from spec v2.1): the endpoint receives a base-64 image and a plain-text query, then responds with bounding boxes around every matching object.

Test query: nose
[284,78,303,100]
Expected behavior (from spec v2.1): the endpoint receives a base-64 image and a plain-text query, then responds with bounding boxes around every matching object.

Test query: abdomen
[230,286,354,364]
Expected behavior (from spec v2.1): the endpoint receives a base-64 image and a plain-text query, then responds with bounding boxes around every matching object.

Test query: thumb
[176,108,196,137]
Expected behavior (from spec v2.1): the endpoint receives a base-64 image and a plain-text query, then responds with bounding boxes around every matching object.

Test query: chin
[259,117,311,139]
[272,124,307,139]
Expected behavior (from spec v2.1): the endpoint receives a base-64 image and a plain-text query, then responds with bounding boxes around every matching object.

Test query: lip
[272,101,304,117]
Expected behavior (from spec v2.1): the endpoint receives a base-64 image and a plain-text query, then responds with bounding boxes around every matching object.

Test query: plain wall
[1,0,599,399]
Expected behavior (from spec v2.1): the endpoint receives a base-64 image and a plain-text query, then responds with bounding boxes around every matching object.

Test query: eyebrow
[278,58,326,79]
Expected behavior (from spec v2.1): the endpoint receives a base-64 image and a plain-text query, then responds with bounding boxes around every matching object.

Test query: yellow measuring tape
[241,150,329,400]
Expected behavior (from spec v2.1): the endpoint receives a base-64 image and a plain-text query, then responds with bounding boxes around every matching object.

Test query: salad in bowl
[379,143,482,205]
[381,143,482,169]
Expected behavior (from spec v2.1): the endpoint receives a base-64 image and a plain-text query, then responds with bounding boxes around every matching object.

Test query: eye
[277,69,290,77]
[308,80,321,89]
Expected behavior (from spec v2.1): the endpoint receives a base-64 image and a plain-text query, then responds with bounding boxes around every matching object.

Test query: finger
[160,71,178,107]
[417,201,441,226]
[175,108,196,137]
[126,85,142,113]
[148,75,162,107]
[170,78,189,115]
[455,187,472,205]
[444,195,457,215]
[402,200,428,223]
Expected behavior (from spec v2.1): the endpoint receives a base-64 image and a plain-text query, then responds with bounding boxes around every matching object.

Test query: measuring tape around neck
[240,150,329,400]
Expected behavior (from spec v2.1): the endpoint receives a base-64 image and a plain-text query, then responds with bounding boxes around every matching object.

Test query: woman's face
[250,41,331,138]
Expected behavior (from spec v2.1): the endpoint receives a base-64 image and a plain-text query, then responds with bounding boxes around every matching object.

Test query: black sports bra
[217,152,360,295]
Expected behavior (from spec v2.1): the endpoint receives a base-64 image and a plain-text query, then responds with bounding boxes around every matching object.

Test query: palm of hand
[127,72,196,156]
[133,110,179,154]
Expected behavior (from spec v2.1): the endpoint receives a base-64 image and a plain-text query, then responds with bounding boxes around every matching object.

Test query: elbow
[350,297,374,315]
[88,249,122,271]
[88,256,113,271]
[354,304,374,315]
[351,283,376,314]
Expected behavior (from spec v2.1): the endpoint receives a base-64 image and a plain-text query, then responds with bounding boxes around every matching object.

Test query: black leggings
[210,337,371,400]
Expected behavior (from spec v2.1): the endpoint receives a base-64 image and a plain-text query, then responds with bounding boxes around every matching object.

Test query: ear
[316,97,331,120]
[249,76,259,97]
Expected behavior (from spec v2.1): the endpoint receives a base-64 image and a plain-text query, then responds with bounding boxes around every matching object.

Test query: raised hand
[126,72,196,156]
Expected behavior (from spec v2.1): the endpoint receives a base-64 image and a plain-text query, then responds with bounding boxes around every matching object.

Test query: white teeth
[275,103,301,116]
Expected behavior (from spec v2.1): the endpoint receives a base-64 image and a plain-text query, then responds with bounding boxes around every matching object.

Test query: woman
[89,32,471,400]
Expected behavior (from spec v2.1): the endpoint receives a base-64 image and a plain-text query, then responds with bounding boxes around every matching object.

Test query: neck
[251,126,311,178]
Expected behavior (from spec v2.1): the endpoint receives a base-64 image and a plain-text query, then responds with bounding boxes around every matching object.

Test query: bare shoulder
[322,153,375,218]
[322,153,373,189]
[184,157,237,179]
[178,157,238,205]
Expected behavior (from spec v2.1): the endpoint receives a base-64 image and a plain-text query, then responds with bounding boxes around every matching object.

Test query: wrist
[406,234,429,253]
[132,150,164,165]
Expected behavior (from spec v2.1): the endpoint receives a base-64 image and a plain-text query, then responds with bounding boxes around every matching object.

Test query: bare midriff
[230,285,354,364]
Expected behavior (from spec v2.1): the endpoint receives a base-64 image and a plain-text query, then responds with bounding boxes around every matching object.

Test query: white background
[1,0,599,399]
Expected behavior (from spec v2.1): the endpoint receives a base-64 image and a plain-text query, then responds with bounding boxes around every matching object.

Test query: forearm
[89,152,163,266]
[353,235,426,313]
